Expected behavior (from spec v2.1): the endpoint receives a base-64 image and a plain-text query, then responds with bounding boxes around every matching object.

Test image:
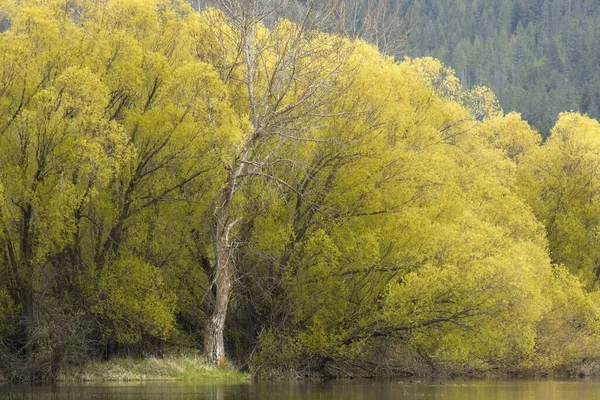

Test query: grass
[59,353,250,382]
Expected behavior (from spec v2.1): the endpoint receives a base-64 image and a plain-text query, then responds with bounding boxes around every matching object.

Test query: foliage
[404,0,600,136]
[92,257,177,344]
[0,0,599,381]
[518,113,600,285]
[0,289,16,336]
[60,352,248,381]
[529,266,600,371]
[478,112,540,161]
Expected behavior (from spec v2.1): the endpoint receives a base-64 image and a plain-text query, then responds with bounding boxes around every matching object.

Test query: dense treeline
[408,0,600,135]
[0,0,599,382]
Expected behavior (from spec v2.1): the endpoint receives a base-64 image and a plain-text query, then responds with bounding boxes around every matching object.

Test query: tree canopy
[0,0,599,381]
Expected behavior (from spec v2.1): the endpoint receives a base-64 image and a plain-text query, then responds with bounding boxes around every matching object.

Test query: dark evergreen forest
[407,0,600,135]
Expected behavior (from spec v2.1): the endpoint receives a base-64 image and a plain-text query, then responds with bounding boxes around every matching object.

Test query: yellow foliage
[408,56,462,101]
[478,112,541,161]
[463,85,503,121]
[92,257,177,343]
[518,113,600,285]
[530,266,600,369]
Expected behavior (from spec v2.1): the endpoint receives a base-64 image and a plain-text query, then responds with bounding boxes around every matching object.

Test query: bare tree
[192,0,414,56]
[196,0,355,366]
[330,0,414,56]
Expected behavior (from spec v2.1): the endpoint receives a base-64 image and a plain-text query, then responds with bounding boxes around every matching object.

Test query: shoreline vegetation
[0,344,599,383]
[2,354,600,384]
[58,358,600,383]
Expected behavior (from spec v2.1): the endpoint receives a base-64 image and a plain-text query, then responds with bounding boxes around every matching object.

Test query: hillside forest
[279,0,600,136]
[409,0,600,135]
[1,0,600,382]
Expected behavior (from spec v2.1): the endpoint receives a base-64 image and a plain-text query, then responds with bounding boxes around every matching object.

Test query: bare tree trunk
[203,220,232,367]
[203,164,244,365]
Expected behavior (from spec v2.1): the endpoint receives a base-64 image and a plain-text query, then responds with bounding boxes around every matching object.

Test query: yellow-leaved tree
[0,0,240,378]
[519,113,600,285]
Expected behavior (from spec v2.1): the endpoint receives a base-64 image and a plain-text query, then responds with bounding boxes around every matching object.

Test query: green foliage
[60,353,248,381]
[0,289,17,336]
[250,329,302,378]
[92,257,177,344]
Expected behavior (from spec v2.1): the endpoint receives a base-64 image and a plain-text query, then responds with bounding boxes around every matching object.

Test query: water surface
[3,379,600,399]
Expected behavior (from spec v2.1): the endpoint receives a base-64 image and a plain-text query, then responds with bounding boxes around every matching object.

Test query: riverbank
[4,350,598,383]
[58,354,249,382]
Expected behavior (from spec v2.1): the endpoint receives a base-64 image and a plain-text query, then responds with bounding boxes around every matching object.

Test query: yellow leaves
[530,265,600,369]
[257,42,568,368]
[0,0,13,13]
[10,4,59,47]
[518,113,600,283]
[76,120,132,188]
[463,85,503,121]
[250,328,303,376]
[167,62,228,125]
[288,230,346,324]
[250,217,292,263]
[295,229,341,278]
[0,0,14,32]
[334,229,380,269]
[105,0,161,39]
[187,7,235,67]
[0,0,597,373]
[478,112,541,162]
[56,67,110,117]
[92,257,177,343]
[32,180,80,263]
[21,65,127,184]
[408,57,502,122]
[346,50,445,152]
[553,111,600,144]
[384,237,550,362]
[296,318,340,357]
[373,114,552,364]
[102,31,144,97]
[408,56,462,102]
[141,51,170,86]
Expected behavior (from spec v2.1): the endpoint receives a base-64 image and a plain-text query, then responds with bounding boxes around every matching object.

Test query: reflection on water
[3,380,600,399]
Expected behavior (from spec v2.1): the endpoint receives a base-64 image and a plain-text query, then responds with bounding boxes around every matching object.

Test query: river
[2,379,600,399]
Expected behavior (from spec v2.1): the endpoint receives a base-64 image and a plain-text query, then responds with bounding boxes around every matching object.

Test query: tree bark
[203,187,243,366]
[203,228,232,366]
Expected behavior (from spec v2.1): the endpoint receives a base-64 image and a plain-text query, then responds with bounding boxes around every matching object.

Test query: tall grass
[59,353,249,382]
